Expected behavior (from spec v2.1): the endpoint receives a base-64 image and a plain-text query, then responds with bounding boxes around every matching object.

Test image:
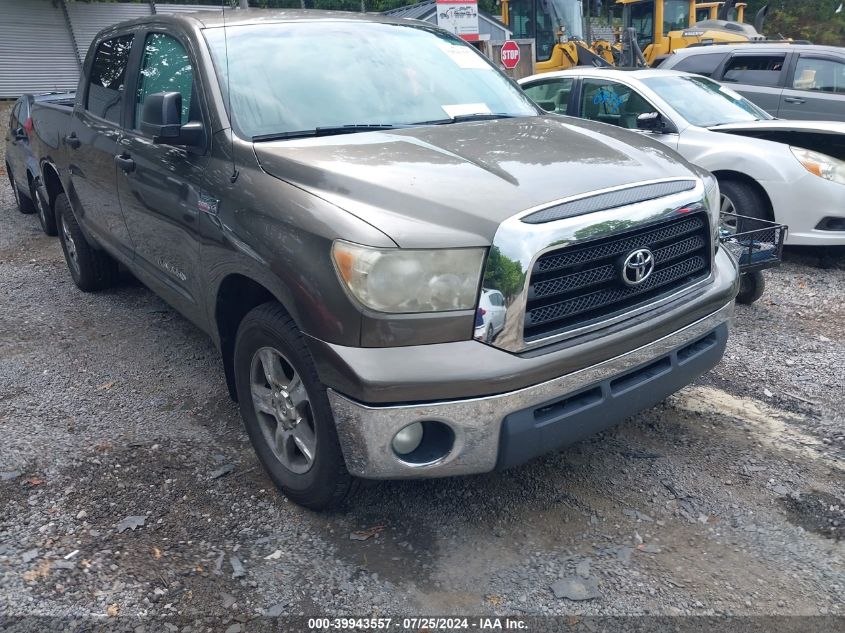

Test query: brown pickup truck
[23,10,738,509]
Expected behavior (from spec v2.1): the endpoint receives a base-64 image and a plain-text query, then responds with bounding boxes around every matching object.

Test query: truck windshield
[641,75,772,127]
[203,22,537,140]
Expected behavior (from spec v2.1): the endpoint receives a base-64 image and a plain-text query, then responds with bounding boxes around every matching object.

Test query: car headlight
[790,147,845,185]
[331,241,485,313]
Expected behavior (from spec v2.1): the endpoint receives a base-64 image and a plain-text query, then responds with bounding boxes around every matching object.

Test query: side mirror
[14,127,26,140]
[637,111,671,134]
[140,91,204,146]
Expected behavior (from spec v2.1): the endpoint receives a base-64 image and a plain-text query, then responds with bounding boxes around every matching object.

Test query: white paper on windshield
[441,103,492,118]
[436,42,491,70]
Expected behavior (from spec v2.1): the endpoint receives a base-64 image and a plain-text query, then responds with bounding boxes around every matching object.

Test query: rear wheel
[55,193,119,291]
[31,180,57,236]
[7,165,35,214]
[234,302,357,510]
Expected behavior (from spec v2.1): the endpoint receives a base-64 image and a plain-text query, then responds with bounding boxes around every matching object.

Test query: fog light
[391,422,424,455]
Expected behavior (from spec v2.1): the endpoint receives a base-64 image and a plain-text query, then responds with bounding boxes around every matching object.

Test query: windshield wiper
[418,113,522,126]
[252,124,408,142]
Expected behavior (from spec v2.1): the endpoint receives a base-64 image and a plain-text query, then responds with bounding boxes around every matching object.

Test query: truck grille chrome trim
[524,213,711,341]
[521,179,697,224]
[480,177,714,353]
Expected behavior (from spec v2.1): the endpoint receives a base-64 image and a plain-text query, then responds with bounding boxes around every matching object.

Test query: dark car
[28,10,737,509]
[4,92,75,234]
[659,44,845,122]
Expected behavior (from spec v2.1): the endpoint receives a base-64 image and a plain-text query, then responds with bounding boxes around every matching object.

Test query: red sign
[500,40,520,70]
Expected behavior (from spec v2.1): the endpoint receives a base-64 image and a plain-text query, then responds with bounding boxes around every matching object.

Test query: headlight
[331,241,485,313]
[790,147,845,185]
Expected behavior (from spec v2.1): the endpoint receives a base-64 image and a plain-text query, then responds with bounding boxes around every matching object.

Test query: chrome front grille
[523,213,711,341]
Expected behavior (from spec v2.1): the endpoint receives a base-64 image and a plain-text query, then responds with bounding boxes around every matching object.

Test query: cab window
[722,54,786,87]
[86,34,134,123]
[670,52,728,77]
[580,79,657,129]
[522,78,574,113]
[135,33,195,129]
[792,57,845,94]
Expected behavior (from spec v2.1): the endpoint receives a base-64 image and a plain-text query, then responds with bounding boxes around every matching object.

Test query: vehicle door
[490,291,507,331]
[5,99,26,186]
[717,51,789,115]
[778,53,845,121]
[576,77,680,150]
[68,33,136,261]
[116,29,210,325]
[521,77,576,115]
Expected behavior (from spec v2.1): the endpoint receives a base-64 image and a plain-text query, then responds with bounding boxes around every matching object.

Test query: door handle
[114,153,135,173]
[64,133,81,149]
[783,97,806,104]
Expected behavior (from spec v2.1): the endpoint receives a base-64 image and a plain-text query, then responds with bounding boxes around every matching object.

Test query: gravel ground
[0,170,843,624]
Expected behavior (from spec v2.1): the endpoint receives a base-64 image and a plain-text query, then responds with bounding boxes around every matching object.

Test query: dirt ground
[0,167,843,625]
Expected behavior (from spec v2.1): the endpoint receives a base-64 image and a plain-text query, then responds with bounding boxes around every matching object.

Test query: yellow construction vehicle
[499,0,618,72]
[617,0,768,66]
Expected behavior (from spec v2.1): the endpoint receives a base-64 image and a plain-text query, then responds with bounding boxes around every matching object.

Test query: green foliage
[743,0,845,45]
[483,246,524,301]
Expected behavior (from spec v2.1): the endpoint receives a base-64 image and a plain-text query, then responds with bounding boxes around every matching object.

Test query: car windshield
[641,74,773,127]
[203,22,537,139]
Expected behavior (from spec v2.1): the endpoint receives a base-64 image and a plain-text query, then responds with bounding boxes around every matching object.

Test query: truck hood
[709,120,845,160]
[254,115,700,248]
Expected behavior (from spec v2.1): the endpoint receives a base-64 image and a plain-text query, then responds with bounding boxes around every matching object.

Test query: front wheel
[234,303,357,510]
[7,166,35,214]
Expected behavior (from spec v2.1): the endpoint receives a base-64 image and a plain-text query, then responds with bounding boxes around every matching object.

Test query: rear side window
[722,54,786,87]
[86,34,134,123]
[793,57,845,94]
[522,78,574,113]
[670,52,728,77]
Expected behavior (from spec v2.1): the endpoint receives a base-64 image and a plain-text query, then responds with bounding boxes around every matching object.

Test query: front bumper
[766,173,845,246]
[327,299,734,479]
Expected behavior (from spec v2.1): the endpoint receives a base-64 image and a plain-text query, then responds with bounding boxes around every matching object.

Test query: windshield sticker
[436,42,491,70]
[442,103,492,118]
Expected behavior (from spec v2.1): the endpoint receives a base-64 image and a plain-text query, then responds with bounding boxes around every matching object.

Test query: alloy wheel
[61,213,81,277]
[249,346,317,475]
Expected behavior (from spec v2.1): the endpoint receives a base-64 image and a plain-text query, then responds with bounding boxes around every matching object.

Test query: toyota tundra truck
[28,10,739,509]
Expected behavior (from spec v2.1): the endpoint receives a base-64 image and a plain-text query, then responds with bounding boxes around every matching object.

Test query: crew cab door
[116,29,210,326]
[68,33,135,261]
[778,53,845,121]
[716,51,789,116]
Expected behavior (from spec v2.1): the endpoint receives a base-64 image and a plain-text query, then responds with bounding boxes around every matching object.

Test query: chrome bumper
[328,300,734,479]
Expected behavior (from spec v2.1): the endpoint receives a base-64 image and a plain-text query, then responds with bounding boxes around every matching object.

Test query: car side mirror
[140,91,204,146]
[14,126,26,140]
[637,111,672,134]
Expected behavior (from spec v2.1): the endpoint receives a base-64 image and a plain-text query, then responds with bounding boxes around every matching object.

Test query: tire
[717,178,768,233]
[233,302,357,510]
[485,324,493,343]
[31,180,57,236]
[736,270,765,305]
[55,193,119,291]
[7,164,36,214]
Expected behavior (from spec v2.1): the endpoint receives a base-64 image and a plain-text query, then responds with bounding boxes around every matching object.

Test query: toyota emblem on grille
[621,248,655,286]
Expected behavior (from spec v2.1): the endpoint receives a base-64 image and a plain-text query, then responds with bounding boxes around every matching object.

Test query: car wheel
[485,324,493,343]
[234,302,357,510]
[718,178,767,233]
[31,180,57,236]
[7,165,35,214]
[736,270,765,305]
[55,193,119,291]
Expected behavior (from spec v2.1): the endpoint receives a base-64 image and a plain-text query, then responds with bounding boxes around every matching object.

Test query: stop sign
[500,40,520,70]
